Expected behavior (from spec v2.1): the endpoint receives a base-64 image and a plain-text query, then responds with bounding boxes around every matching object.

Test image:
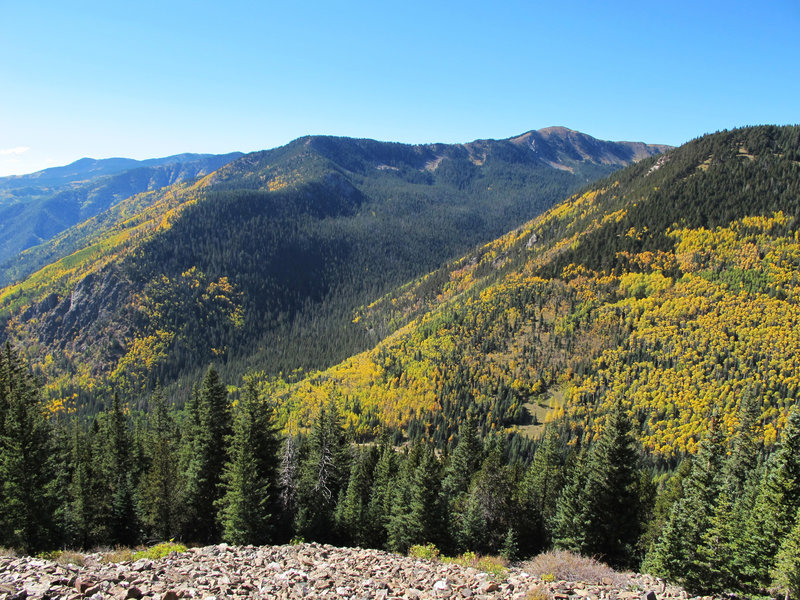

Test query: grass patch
[36,550,86,566]
[523,550,628,585]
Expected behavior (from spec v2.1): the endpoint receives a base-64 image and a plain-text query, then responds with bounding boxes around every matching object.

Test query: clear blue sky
[1,0,798,176]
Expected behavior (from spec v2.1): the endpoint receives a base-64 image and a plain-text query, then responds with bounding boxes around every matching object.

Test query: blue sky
[1,0,798,176]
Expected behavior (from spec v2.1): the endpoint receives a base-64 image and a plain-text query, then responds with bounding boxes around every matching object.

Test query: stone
[643,592,658,600]
[74,577,95,594]
[480,582,499,593]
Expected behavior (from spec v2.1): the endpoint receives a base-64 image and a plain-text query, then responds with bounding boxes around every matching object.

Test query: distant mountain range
[0,127,667,410]
[0,152,243,271]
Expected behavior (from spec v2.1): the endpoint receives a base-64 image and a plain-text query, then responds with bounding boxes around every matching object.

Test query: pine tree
[295,401,349,543]
[182,366,232,543]
[217,377,281,545]
[140,386,181,541]
[107,393,139,546]
[518,427,565,554]
[772,506,800,600]
[554,403,643,568]
[743,405,800,589]
[0,343,56,552]
[336,445,378,547]
[643,418,727,591]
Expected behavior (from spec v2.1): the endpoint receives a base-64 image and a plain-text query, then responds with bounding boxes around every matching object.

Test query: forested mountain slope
[273,125,800,457]
[0,128,664,410]
[0,152,243,278]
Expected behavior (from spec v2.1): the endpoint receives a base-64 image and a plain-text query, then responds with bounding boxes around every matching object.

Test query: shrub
[131,542,187,561]
[408,543,440,561]
[524,550,628,586]
[526,584,554,600]
[443,552,509,580]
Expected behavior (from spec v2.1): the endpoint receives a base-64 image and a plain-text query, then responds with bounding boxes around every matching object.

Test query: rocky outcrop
[0,544,713,600]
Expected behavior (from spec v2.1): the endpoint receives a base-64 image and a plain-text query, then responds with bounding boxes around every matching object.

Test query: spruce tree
[458,449,514,554]
[277,434,302,541]
[366,437,398,548]
[743,405,800,589]
[335,445,378,547]
[405,444,446,550]
[518,427,565,554]
[140,386,182,541]
[182,366,232,543]
[217,377,281,545]
[643,418,727,591]
[107,393,139,546]
[552,445,591,554]
[554,402,642,568]
[295,401,349,543]
[0,344,56,552]
[772,506,800,600]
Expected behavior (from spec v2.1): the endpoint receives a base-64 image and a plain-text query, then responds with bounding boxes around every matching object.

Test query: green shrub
[131,542,187,561]
[408,543,441,561]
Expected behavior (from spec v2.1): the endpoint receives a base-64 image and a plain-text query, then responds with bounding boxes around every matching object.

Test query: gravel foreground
[0,543,713,600]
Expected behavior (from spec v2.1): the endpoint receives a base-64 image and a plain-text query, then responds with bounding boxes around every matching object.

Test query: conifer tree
[0,343,56,552]
[218,377,281,545]
[772,506,800,600]
[387,444,423,553]
[552,445,591,554]
[277,433,302,541]
[336,445,378,547]
[405,444,446,550]
[366,436,398,548]
[743,405,800,589]
[107,393,139,546]
[182,366,232,542]
[140,386,181,541]
[295,401,349,543]
[643,418,727,591]
[458,449,514,554]
[518,427,564,554]
[554,402,642,567]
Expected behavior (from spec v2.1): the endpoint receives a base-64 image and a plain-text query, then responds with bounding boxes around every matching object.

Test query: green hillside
[0,128,661,411]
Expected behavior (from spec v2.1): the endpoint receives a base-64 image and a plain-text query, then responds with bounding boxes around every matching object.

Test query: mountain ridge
[265,125,800,455]
[0,127,667,410]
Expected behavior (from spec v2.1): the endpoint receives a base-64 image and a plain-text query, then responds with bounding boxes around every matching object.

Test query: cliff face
[0,543,712,600]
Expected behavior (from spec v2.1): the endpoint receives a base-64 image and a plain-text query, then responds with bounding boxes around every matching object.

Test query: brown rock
[74,578,95,594]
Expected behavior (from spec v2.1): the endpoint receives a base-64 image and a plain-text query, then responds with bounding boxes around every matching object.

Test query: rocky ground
[0,543,712,600]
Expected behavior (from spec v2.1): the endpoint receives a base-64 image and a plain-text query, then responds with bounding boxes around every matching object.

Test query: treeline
[2,344,799,598]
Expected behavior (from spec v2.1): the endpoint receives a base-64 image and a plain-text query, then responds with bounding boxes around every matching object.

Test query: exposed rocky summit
[0,544,711,600]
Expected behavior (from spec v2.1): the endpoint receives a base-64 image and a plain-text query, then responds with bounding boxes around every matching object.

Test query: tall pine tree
[181,366,232,543]
[0,343,56,552]
[217,377,281,545]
